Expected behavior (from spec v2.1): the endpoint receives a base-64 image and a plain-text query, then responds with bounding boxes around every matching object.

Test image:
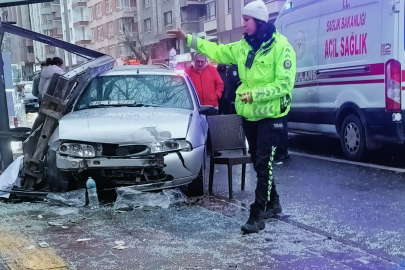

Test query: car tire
[44,150,76,192]
[340,114,366,161]
[187,146,209,197]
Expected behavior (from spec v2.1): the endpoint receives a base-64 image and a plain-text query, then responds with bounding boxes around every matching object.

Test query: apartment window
[119,43,129,57]
[90,7,93,21]
[68,10,71,22]
[119,19,133,33]
[43,30,53,36]
[144,18,151,32]
[91,28,95,42]
[98,26,103,40]
[48,46,55,53]
[198,6,206,18]
[121,0,136,9]
[106,0,112,14]
[227,0,231,13]
[108,22,114,37]
[96,3,102,18]
[143,0,150,8]
[70,28,73,39]
[116,0,122,10]
[151,46,156,59]
[164,11,172,27]
[206,1,216,20]
[42,14,52,23]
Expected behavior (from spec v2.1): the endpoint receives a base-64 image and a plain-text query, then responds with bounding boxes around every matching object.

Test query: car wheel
[187,146,209,197]
[44,150,76,192]
[340,114,366,161]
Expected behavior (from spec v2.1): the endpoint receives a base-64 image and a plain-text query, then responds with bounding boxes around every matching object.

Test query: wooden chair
[207,115,252,199]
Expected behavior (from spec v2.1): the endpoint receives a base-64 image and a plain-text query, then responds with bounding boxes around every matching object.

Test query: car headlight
[58,143,97,158]
[150,140,192,154]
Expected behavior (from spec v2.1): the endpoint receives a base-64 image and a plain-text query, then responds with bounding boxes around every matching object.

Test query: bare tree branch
[118,19,150,64]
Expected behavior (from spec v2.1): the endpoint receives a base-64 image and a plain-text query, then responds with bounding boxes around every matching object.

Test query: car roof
[100,65,184,77]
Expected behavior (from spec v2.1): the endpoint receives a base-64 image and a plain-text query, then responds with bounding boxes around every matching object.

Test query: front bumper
[56,145,204,180]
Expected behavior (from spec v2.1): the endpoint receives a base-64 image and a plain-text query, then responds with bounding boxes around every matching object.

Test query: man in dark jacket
[217,64,228,114]
[226,65,241,114]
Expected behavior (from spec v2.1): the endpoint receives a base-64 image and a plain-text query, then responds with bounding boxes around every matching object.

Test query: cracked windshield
[1,0,405,269]
[75,75,193,110]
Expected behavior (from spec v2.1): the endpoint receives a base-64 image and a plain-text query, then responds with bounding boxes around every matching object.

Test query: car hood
[58,107,193,144]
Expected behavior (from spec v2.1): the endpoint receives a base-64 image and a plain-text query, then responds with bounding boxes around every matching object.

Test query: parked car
[276,0,405,161]
[20,81,39,113]
[45,65,214,196]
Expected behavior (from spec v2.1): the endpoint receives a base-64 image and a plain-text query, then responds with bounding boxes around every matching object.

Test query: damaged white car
[45,65,212,196]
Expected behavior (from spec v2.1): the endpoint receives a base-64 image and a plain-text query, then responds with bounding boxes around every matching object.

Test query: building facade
[60,0,91,68]
[0,5,36,81]
[83,0,218,65]
[29,0,64,68]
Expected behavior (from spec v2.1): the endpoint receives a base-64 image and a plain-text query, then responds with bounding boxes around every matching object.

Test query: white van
[275,0,405,160]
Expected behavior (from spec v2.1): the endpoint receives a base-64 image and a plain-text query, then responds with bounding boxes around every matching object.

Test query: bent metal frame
[0,17,115,190]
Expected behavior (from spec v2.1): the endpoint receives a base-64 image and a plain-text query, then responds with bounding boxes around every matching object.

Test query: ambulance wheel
[340,114,365,161]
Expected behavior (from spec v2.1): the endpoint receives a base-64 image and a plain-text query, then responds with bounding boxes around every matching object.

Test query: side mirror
[199,105,216,116]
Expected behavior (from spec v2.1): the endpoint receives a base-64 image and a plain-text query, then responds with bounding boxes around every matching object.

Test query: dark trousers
[242,117,284,211]
[276,116,288,155]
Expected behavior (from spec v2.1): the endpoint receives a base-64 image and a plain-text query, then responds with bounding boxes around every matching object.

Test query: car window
[74,75,193,111]
[185,75,201,109]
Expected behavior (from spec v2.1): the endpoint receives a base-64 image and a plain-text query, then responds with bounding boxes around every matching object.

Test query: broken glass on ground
[114,187,186,210]
[46,189,86,207]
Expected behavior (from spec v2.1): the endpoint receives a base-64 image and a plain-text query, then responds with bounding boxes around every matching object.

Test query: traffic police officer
[169,0,296,234]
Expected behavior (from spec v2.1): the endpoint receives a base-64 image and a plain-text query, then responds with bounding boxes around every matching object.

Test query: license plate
[34,104,39,107]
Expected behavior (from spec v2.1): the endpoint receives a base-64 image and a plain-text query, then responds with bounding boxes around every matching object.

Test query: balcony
[42,21,53,30]
[115,6,137,18]
[181,19,200,34]
[72,0,87,9]
[27,53,35,63]
[52,21,62,35]
[180,0,204,7]
[41,5,52,14]
[51,4,60,13]
[53,9,62,20]
[75,35,92,46]
[203,16,217,32]
[52,28,63,38]
[123,6,136,13]
[73,16,90,27]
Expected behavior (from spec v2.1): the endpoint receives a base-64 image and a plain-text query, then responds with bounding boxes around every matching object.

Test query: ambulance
[275,0,405,160]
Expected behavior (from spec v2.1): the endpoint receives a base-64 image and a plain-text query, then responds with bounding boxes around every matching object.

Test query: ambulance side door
[282,1,321,132]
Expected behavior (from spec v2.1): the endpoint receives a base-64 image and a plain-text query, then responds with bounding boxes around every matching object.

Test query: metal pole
[0,19,13,171]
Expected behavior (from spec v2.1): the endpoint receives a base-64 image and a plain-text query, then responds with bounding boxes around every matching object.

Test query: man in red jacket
[186,53,224,109]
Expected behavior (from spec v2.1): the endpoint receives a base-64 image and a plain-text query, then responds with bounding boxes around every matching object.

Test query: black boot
[262,195,282,219]
[241,206,265,234]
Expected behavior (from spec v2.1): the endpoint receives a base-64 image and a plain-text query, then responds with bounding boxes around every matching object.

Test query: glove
[239,92,253,104]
